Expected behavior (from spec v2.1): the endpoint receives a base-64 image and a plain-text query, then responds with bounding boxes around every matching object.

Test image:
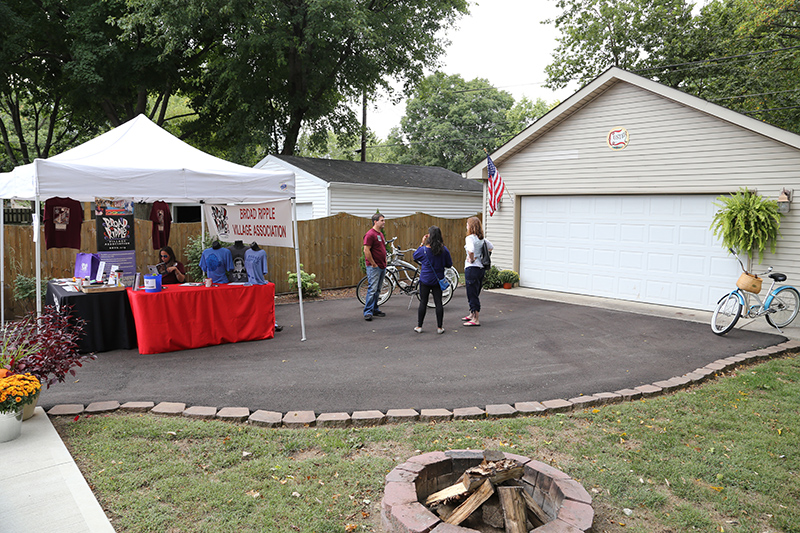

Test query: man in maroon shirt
[362,213,387,320]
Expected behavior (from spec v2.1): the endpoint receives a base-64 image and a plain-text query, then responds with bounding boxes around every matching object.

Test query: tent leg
[1,200,4,324]
[34,196,42,317]
[292,199,306,341]
[200,202,205,244]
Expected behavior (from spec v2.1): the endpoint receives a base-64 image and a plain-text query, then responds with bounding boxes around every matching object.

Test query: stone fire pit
[382,450,593,532]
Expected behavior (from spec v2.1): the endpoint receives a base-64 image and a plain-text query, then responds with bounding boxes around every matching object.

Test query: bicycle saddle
[769,273,787,282]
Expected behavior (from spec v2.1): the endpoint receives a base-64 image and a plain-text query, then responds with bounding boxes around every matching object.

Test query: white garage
[467,67,800,312]
[519,194,739,310]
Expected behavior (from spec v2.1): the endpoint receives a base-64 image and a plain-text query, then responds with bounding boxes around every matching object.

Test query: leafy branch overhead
[544,0,800,134]
[388,72,554,173]
[1,0,469,170]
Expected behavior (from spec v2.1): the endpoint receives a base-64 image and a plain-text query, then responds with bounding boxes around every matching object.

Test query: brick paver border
[47,340,800,431]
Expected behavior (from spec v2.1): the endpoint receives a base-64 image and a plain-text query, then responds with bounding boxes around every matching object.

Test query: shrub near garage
[482,266,501,289]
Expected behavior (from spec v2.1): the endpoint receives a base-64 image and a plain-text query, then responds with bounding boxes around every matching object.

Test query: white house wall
[294,173,329,220]
[487,80,800,298]
[329,183,482,219]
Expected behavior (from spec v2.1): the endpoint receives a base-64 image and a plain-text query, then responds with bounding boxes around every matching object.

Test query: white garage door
[519,195,740,311]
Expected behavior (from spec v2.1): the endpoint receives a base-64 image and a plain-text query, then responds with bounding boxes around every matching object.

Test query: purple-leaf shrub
[2,305,95,388]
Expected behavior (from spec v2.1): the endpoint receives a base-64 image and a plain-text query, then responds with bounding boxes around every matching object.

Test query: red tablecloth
[127,283,275,354]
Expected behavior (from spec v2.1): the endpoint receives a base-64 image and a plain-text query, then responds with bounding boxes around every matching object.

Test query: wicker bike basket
[736,272,762,294]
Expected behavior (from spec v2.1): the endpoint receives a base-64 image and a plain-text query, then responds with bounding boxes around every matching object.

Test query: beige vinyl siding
[503,83,800,195]
[329,183,482,220]
[482,191,517,272]
[490,80,800,289]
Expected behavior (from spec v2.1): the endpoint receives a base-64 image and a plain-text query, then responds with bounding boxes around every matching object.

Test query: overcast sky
[366,0,578,139]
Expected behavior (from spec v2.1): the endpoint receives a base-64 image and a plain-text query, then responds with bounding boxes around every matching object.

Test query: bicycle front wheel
[766,287,800,328]
[440,278,455,306]
[356,274,394,306]
[445,267,459,290]
[711,293,742,336]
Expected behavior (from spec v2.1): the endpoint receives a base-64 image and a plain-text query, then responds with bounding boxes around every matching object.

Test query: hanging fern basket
[710,188,783,270]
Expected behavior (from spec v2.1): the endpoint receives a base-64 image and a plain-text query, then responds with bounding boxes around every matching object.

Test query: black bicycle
[356,238,459,308]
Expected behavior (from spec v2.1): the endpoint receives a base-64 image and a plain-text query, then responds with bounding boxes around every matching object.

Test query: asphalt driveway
[40,288,786,414]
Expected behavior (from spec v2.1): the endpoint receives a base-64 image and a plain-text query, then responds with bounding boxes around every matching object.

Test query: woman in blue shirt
[412,226,452,334]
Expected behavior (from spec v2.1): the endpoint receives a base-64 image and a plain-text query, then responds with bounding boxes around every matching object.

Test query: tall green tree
[0,0,210,170]
[545,0,800,133]
[640,0,800,132]
[123,0,469,163]
[386,73,553,173]
[296,129,390,162]
[0,1,98,170]
[543,0,694,89]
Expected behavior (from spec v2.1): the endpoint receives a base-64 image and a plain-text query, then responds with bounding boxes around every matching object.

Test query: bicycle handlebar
[753,266,774,277]
[730,249,773,277]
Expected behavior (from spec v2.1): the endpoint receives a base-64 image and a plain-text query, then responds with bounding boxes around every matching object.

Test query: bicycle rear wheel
[356,274,394,306]
[766,287,800,328]
[420,268,458,308]
[711,293,742,336]
[416,278,455,307]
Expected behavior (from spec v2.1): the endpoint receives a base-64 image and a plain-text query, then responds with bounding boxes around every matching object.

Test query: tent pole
[200,202,205,244]
[292,198,306,341]
[1,199,4,324]
[34,195,42,316]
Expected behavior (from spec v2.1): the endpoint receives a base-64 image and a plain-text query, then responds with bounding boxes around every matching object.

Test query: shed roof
[261,155,482,193]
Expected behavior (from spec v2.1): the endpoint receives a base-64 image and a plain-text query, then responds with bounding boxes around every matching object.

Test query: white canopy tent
[0,114,306,340]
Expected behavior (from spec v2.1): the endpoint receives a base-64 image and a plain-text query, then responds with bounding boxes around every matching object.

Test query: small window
[175,205,201,223]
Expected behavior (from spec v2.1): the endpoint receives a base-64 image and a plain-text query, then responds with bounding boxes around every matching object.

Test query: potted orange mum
[0,372,41,442]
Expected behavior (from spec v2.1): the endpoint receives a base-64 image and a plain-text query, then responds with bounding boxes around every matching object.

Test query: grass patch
[56,353,800,533]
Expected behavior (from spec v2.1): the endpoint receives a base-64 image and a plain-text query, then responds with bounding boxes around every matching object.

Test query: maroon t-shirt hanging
[43,197,83,250]
[150,201,172,249]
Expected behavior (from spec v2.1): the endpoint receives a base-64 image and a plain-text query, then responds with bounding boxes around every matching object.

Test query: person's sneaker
[437,328,445,334]
[274,324,283,332]
[414,327,422,333]
[373,311,386,317]
[364,315,373,321]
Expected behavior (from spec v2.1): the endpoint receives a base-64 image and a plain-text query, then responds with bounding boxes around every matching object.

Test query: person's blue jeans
[465,266,485,313]
[364,265,386,317]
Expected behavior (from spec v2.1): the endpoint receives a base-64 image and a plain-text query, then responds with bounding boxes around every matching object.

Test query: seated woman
[158,245,186,284]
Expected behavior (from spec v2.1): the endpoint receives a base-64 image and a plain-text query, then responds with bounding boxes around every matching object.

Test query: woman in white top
[463,216,493,326]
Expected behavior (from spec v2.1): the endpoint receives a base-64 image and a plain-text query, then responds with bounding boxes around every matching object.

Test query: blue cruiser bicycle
[711,250,800,335]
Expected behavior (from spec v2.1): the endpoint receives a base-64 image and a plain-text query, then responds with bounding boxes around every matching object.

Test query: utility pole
[360,90,367,162]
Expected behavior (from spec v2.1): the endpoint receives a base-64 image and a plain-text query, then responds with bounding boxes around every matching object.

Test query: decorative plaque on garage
[607,127,629,150]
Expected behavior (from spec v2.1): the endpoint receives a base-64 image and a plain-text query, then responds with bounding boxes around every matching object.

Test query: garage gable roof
[466,66,800,178]
[256,155,482,192]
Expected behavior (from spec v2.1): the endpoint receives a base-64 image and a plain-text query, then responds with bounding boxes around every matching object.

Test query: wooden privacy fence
[3,212,479,318]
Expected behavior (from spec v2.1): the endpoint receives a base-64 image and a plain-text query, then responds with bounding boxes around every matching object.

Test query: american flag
[487,155,505,216]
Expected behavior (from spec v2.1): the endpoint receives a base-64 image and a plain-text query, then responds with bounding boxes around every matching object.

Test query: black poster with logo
[95,197,135,252]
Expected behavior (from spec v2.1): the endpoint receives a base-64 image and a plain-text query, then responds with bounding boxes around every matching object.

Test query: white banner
[203,199,293,248]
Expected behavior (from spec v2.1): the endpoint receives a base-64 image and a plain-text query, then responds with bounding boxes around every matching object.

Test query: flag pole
[484,149,513,200]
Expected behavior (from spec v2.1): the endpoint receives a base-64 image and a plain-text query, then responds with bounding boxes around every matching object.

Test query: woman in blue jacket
[413,226,453,334]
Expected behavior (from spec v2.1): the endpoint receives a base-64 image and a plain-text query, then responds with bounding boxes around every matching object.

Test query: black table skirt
[45,282,137,353]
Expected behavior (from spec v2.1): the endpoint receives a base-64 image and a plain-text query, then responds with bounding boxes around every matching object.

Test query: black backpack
[480,240,491,269]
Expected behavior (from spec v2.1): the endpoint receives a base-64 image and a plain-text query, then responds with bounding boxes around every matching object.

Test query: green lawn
[55,353,800,533]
